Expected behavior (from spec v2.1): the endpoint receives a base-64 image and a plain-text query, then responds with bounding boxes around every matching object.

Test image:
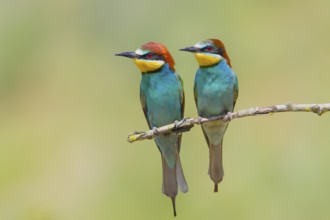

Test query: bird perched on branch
[115,42,188,216]
[180,39,238,192]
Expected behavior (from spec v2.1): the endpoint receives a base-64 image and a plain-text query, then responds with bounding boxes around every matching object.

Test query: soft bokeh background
[1,0,330,219]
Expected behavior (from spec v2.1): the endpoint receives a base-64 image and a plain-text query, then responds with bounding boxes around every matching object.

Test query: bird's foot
[152,127,159,135]
[174,117,188,128]
[196,116,203,125]
[223,112,234,122]
[173,120,180,130]
[172,118,193,133]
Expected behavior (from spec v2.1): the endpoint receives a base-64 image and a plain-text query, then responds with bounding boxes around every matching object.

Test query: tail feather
[161,157,178,197]
[209,140,224,192]
[161,157,178,217]
[171,197,177,217]
[161,154,188,216]
[176,155,188,193]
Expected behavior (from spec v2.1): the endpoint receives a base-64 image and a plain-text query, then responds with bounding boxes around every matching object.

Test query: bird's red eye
[146,53,153,59]
[205,46,213,52]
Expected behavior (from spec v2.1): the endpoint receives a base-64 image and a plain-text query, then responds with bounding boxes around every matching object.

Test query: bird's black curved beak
[179,46,199,53]
[115,51,137,58]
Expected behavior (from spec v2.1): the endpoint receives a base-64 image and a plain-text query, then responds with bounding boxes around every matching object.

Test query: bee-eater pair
[115,39,238,216]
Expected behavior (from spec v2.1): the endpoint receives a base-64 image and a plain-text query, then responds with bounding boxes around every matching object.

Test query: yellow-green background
[1,0,330,219]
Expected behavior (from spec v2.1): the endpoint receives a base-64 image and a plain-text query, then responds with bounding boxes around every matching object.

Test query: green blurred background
[1,0,330,219]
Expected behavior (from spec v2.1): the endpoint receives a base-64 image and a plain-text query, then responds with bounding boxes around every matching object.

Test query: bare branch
[127,103,330,143]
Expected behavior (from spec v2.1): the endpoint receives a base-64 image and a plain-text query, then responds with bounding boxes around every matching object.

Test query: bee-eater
[115,42,188,216]
[180,39,238,192]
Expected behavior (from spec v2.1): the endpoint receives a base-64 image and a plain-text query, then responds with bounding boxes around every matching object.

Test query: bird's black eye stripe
[216,47,224,56]
[155,54,165,60]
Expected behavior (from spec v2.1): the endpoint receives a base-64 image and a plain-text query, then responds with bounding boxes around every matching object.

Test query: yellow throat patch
[194,53,221,67]
[133,59,165,73]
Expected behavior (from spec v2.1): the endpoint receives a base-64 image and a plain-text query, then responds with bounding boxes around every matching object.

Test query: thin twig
[127,103,330,143]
